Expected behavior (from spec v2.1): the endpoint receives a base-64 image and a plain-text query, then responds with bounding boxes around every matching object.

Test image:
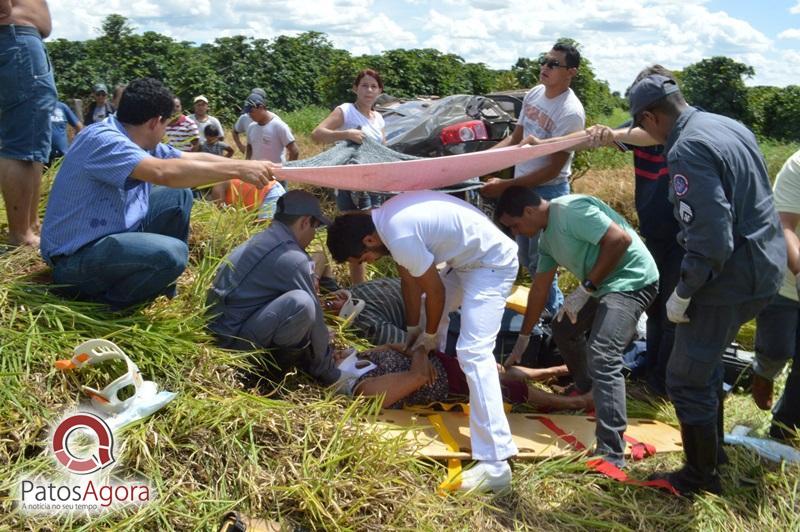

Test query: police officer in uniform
[627,75,785,495]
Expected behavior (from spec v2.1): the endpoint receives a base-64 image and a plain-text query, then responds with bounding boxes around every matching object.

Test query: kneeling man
[40,78,275,308]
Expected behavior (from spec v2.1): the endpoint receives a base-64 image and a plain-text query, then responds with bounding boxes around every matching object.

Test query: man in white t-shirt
[482,42,586,316]
[244,92,299,164]
[232,88,266,153]
[189,95,225,145]
[753,148,800,440]
[326,191,519,493]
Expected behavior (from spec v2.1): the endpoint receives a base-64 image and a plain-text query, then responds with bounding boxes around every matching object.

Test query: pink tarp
[272,137,586,191]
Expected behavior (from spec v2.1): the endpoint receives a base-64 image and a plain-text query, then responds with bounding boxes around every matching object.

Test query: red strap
[623,434,657,461]
[531,415,587,451]
[586,458,680,495]
[534,415,679,496]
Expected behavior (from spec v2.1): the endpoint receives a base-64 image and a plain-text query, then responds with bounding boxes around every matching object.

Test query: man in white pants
[326,190,518,492]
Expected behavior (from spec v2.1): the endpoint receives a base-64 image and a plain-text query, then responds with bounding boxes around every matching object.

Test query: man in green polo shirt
[496,185,658,467]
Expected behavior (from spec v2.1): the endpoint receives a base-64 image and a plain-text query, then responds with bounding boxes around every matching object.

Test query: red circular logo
[51,413,115,474]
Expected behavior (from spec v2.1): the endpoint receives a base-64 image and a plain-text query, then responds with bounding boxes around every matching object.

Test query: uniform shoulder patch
[673,174,689,197]
[678,201,694,225]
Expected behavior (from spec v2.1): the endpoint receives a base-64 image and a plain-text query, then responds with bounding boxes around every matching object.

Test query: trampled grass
[1,128,799,530]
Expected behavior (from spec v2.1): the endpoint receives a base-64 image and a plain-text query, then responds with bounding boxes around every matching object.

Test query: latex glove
[795,272,800,300]
[404,325,423,352]
[666,290,691,323]
[556,285,592,324]
[504,333,530,368]
[410,331,439,354]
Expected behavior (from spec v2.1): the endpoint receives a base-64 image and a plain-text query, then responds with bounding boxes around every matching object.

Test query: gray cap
[276,190,331,226]
[251,88,267,98]
[628,74,680,120]
[243,92,266,113]
[93,83,108,94]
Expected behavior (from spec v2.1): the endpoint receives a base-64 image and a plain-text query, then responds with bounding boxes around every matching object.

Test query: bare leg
[503,364,569,382]
[525,386,594,411]
[0,158,42,246]
[210,182,229,204]
[29,165,43,231]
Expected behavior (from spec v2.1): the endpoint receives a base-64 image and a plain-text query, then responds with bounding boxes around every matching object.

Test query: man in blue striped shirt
[40,78,276,308]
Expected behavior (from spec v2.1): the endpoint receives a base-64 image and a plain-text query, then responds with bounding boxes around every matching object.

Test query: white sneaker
[457,461,512,493]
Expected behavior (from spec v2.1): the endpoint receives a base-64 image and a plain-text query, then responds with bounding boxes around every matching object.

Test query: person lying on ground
[332,346,591,412]
[40,78,276,309]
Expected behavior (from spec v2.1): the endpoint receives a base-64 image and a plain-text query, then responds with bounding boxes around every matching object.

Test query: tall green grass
[2,122,800,531]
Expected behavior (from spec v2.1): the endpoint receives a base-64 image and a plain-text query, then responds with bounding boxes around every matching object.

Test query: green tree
[761,85,800,141]
[681,56,754,124]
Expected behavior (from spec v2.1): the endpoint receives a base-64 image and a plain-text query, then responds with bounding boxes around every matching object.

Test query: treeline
[47,15,798,141]
[45,15,622,125]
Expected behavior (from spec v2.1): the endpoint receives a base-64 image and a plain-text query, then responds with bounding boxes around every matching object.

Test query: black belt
[0,25,43,38]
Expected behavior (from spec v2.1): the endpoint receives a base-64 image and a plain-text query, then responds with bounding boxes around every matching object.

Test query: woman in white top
[312,69,387,284]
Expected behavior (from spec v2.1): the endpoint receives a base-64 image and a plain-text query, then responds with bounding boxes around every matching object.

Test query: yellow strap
[428,414,462,494]
[403,401,512,415]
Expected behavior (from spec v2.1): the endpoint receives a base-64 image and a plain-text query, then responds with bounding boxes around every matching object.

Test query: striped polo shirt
[164,115,199,152]
[615,122,680,240]
[40,116,182,264]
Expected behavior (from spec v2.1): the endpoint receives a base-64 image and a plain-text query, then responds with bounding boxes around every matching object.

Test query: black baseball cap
[243,92,266,113]
[628,74,680,126]
[276,190,331,226]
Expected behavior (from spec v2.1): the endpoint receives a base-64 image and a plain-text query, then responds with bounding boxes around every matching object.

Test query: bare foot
[8,232,40,248]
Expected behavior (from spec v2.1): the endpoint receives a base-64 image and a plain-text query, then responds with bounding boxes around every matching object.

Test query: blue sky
[48,0,800,93]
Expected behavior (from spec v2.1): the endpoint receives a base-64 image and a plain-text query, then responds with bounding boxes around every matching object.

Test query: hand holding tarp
[238,160,278,188]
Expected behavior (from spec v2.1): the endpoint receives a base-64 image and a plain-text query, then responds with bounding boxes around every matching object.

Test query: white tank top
[338,103,385,143]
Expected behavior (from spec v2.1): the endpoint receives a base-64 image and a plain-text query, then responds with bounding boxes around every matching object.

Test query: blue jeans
[52,187,192,308]
[552,283,658,467]
[517,181,569,315]
[336,189,386,211]
[0,25,57,163]
[256,181,287,221]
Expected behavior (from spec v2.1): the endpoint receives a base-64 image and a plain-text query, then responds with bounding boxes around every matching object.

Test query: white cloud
[779,28,800,40]
[791,1,800,14]
[46,0,798,92]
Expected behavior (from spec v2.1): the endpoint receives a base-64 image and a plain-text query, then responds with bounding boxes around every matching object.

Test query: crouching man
[326,190,518,492]
[206,190,340,385]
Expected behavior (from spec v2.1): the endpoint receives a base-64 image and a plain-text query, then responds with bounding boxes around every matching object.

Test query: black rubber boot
[649,423,722,496]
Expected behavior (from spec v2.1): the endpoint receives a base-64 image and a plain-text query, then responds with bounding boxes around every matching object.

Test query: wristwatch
[581,278,597,292]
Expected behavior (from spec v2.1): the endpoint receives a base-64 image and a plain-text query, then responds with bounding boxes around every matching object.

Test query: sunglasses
[539,57,573,69]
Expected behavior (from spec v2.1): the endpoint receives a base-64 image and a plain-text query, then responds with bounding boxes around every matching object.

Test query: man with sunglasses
[628,74,785,495]
[206,190,342,386]
[482,42,585,365]
[40,78,277,309]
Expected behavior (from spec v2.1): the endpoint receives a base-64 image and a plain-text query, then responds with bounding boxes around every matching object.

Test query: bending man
[496,186,658,469]
[327,190,518,492]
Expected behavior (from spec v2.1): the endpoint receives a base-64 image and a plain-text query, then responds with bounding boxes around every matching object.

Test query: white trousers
[435,263,519,461]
